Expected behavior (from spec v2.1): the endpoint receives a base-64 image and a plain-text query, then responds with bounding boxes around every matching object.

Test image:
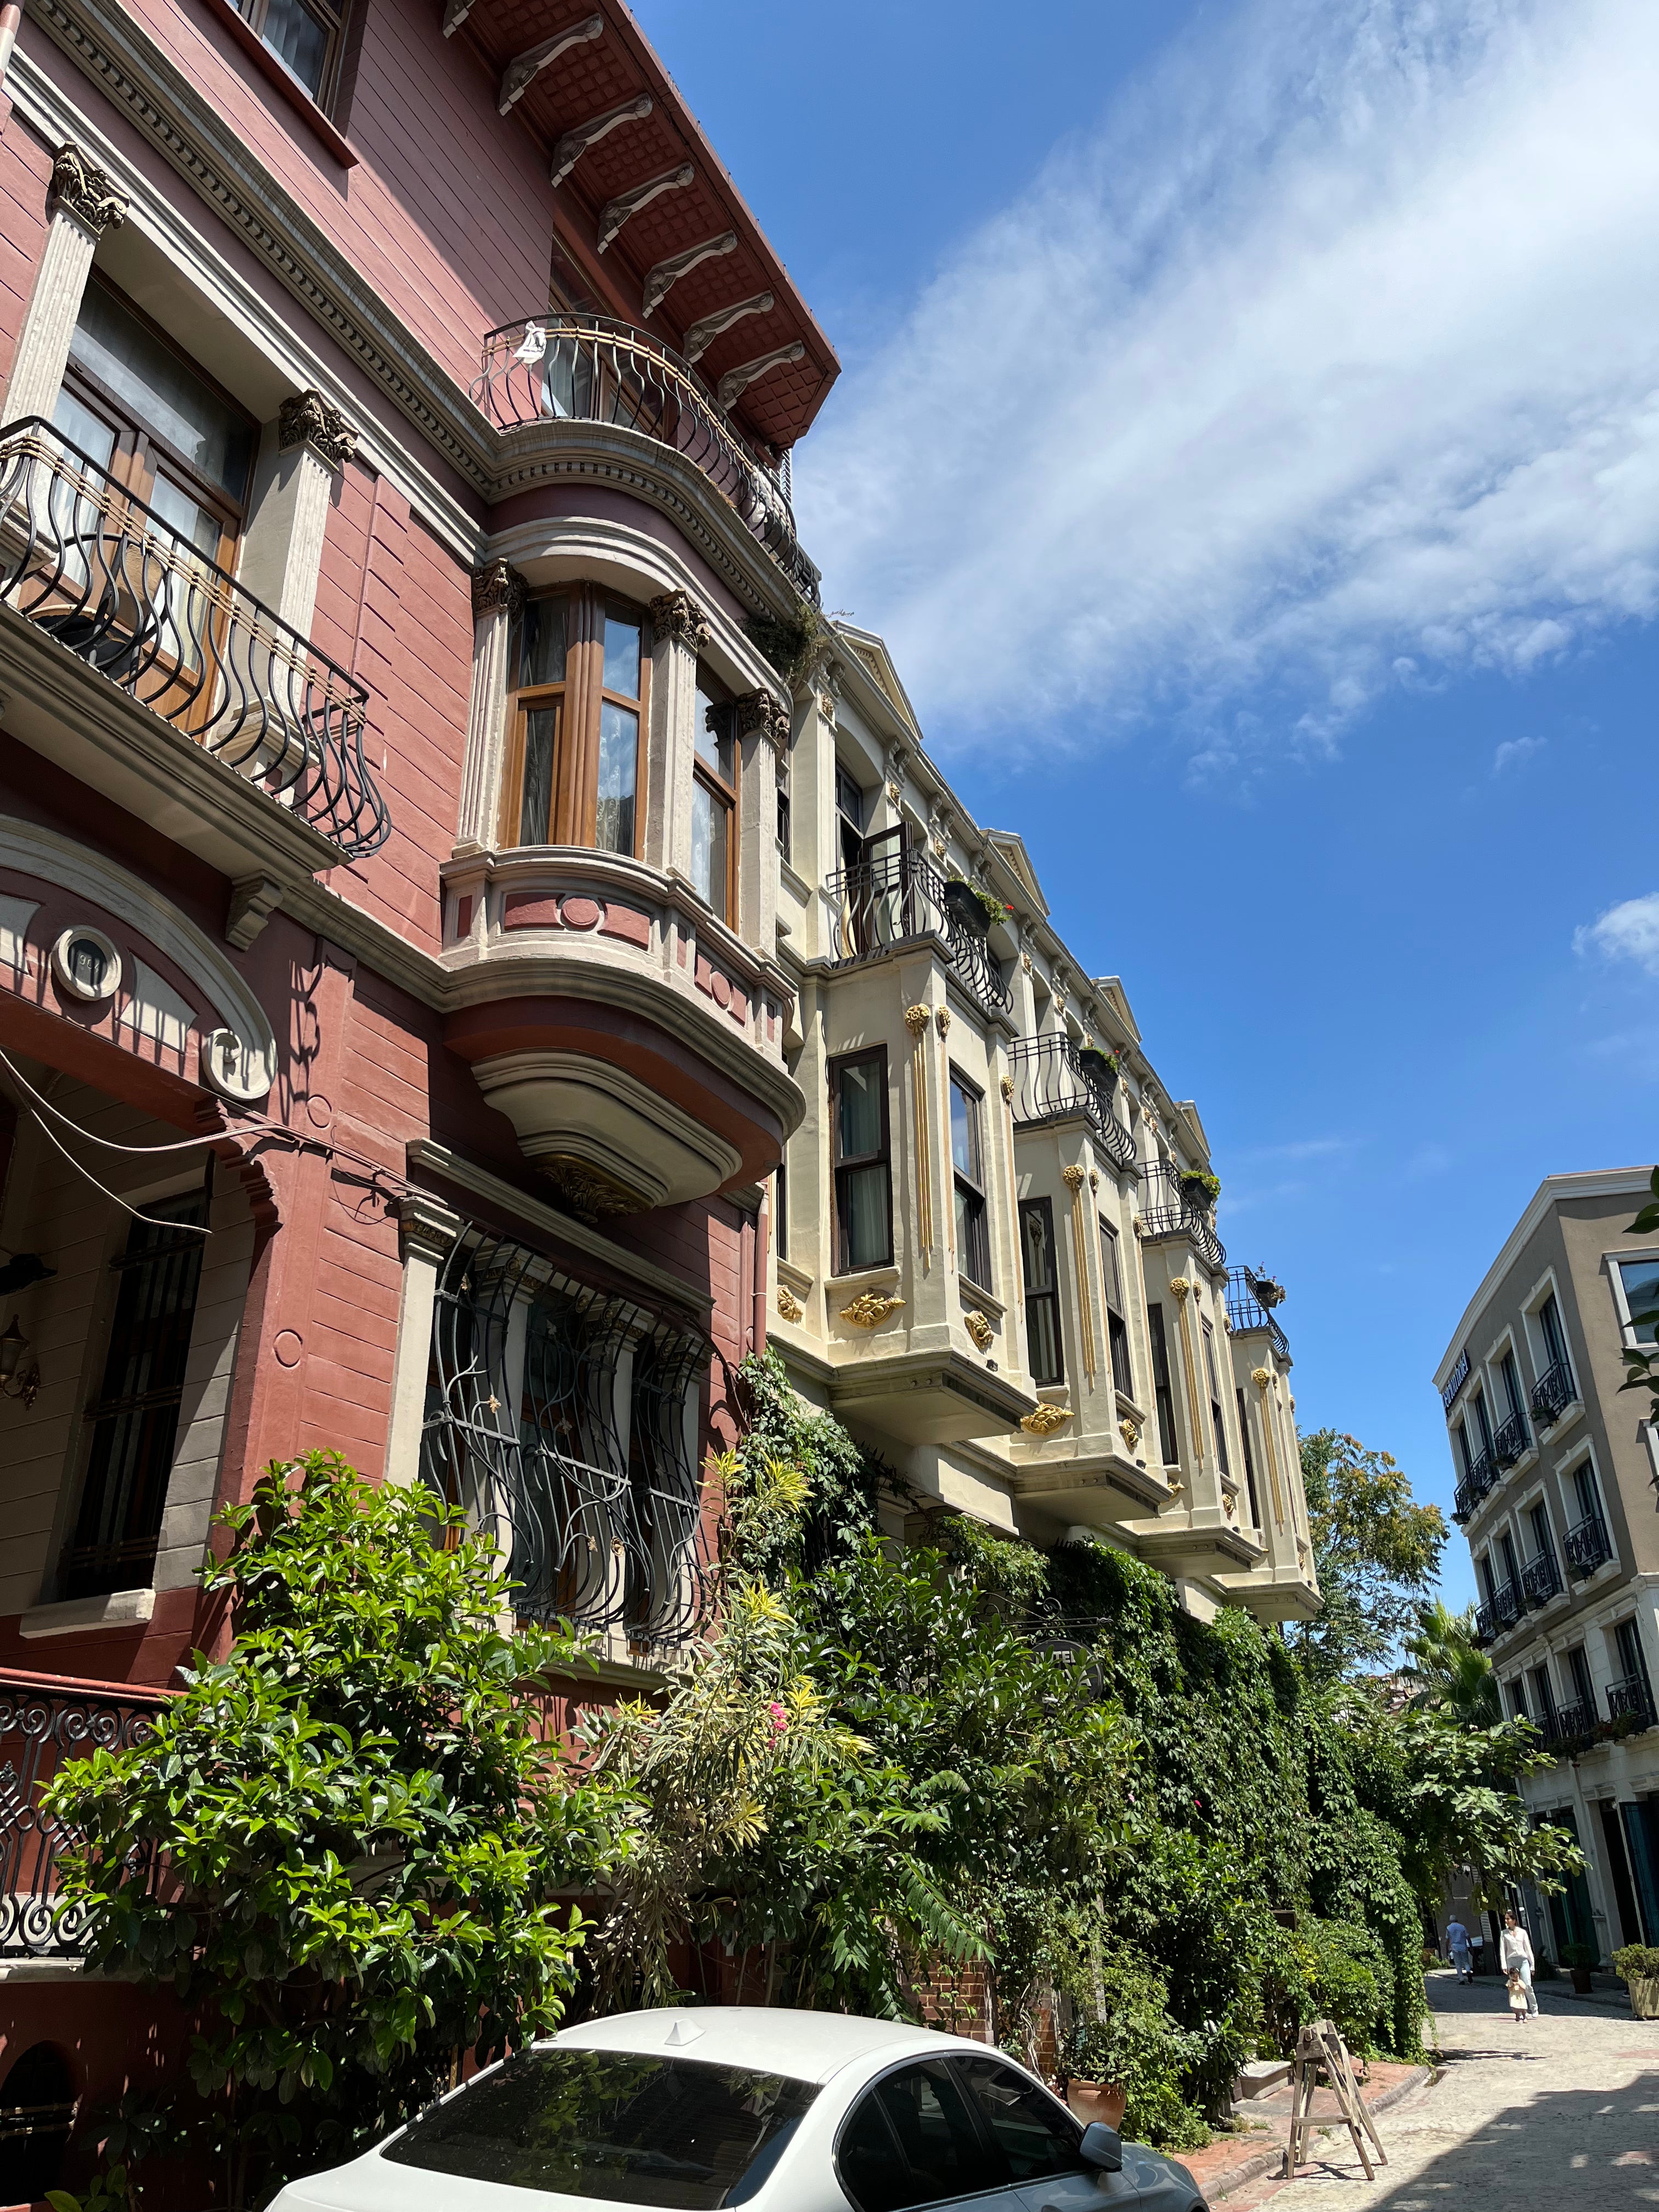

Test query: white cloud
[799,0,1659,753]
[1575,894,1659,977]
[1492,735,1545,774]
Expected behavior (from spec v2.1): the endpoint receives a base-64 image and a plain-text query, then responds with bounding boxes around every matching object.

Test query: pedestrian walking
[1500,1909,1538,2018]
[1446,1915,1474,1983]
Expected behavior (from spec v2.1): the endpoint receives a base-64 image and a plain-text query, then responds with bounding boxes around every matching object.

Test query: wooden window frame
[1147,1301,1179,1468]
[692,665,739,924]
[1098,1215,1131,1397]
[501,585,651,857]
[830,1046,891,1274]
[949,1066,991,1295]
[1019,1197,1063,1388]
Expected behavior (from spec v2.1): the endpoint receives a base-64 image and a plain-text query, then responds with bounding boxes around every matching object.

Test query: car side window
[953,2057,1088,2183]
[837,2059,990,2210]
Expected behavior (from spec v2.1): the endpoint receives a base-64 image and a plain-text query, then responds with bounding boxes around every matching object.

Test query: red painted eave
[452,0,840,452]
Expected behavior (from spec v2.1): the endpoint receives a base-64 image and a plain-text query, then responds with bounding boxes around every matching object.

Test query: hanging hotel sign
[1440,1347,1470,1410]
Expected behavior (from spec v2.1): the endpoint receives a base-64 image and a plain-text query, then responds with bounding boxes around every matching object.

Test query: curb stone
[1180,2062,1435,2204]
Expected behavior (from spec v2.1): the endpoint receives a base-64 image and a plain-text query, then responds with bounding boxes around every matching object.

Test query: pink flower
[768,1702,788,1734]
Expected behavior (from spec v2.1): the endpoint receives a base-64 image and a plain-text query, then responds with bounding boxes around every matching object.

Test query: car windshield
[381,2047,820,2208]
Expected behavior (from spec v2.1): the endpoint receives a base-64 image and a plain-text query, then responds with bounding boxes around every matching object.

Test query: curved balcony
[441,847,803,1218]
[1225,1266,1290,1358]
[1138,1161,1226,1272]
[824,847,1013,1019]
[1008,1033,1138,1172]
[473,314,820,606]
[0,419,387,859]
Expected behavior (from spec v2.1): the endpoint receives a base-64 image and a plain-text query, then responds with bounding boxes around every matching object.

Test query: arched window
[502,586,650,856]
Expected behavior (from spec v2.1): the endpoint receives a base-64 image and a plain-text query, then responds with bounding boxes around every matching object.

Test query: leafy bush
[44,1453,635,2209]
[1265,1918,1395,2056]
[1561,1940,1599,1969]
[1062,1950,1210,2151]
[1612,1943,1659,1983]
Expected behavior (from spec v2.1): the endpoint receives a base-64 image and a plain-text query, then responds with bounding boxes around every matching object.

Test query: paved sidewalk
[1214,1969,1659,2208]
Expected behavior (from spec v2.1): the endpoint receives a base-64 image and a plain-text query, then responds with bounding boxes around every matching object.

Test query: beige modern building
[767,623,1319,1624]
[1437,1170,1659,1960]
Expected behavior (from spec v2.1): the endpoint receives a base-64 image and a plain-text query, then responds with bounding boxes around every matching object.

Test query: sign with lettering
[1441,1347,1470,1411]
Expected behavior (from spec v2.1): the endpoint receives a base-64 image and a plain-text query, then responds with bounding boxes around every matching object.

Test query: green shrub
[1611,1943,1659,1983]
[1561,1940,1600,1969]
[1265,1918,1395,2056]
[1062,1950,1210,2151]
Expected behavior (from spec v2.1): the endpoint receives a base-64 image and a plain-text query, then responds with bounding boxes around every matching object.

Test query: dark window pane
[1021,1201,1055,1293]
[1027,1296,1062,1386]
[520,595,569,689]
[837,2092,913,2212]
[1098,1217,1122,1308]
[842,1163,890,1271]
[69,279,250,501]
[956,1182,990,1290]
[1621,1259,1659,1342]
[247,0,330,92]
[695,683,733,781]
[603,612,642,699]
[955,2057,1085,2184]
[867,2063,985,2203]
[950,1079,981,1183]
[597,702,637,853]
[690,781,729,913]
[835,763,865,828]
[383,2048,817,2209]
[838,1060,884,1160]
[519,707,557,845]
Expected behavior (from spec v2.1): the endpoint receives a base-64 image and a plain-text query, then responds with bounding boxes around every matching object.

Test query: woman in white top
[1500,1911,1538,2018]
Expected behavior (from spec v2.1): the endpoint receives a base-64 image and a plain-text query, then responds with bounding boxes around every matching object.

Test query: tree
[1403,1598,1500,1726]
[45,1454,635,2210]
[1289,1429,1447,1681]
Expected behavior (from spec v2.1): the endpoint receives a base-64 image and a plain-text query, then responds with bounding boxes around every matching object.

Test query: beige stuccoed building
[1437,1170,1659,1961]
[767,622,1319,1624]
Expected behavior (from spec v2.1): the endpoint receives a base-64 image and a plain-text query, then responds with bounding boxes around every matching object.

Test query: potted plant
[1612,1943,1659,2019]
[1178,1169,1221,1213]
[1560,1939,1598,1994]
[1247,1271,1285,1309]
[1077,1046,1119,1092]
[943,876,992,938]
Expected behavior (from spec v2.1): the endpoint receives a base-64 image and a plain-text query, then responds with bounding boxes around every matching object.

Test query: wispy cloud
[801,0,1659,754]
[1575,893,1659,977]
[1492,735,1545,774]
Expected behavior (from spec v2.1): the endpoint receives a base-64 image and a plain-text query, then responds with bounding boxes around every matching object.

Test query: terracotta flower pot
[1065,2078,1127,2132]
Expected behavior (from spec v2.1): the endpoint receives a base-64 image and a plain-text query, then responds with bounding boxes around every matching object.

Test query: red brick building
[0,0,827,2183]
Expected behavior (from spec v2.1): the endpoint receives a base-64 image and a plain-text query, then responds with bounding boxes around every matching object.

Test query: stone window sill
[20,1588,156,1639]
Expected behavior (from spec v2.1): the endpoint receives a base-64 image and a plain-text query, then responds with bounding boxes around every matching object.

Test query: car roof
[548,2006,989,2086]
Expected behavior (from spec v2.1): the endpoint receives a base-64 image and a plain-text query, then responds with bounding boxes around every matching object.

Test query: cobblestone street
[1218,1970,1659,2208]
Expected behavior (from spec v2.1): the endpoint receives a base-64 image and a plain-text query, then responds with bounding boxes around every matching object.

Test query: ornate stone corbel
[735,690,789,747]
[717,341,805,411]
[648,589,710,652]
[1021,1402,1072,1436]
[226,874,283,952]
[49,143,126,238]
[964,1310,994,1352]
[642,230,738,320]
[498,15,606,115]
[472,558,526,622]
[547,93,652,185]
[279,391,357,472]
[683,291,775,364]
[776,1284,804,1324]
[1089,1170,1099,1193]
[598,163,696,256]
[841,1291,905,1328]
[1000,1076,1014,1103]
[398,1191,462,1265]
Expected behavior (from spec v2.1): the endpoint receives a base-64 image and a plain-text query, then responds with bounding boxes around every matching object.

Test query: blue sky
[635,0,1659,1607]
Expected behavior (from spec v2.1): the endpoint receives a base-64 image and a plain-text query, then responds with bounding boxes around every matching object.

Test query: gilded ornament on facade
[841,1291,905,1328]
[934,1006,951,1037]
[1000,1076,1014,1102]
[887,780,901,805]
[1062,1164,1086,1193]
[1251,1365,1273,1390]
[963,1309,994,1351]
[540,1154,645,1221]
[776,1284,804,1324]
[1119,1415,1142,1452]
[904,1004,930,1038]
[1089,1170,1099,1192]
[1020,1401,1072,1436]
[1169,1275,1192,1301]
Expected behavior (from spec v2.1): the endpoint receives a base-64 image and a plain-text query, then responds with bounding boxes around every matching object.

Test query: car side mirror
[1080,2122,1123,2173]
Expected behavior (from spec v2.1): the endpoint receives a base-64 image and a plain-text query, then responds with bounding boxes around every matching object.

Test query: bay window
[831,1049,891,1272]
[1019,1198,1063,1386]
[504,587,649,856]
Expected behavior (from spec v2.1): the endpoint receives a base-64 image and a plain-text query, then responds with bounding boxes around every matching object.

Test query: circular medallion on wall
[50,924,121,1004]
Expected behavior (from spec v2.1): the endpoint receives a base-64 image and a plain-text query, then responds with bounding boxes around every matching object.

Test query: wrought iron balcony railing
[1452,1458,1497,1524]
[1530,1358,1577,1431]
[1564,1511,1613,1579]
[1492,1410,1531,1467]
[1607,1675,1656,1731]
[472,314,821,605]
[1007,1033,1138,1172]
[1521,1550,1563,1608]
[0,1668,167,1959]
[825,847,1013,1018]
[1541,1700,1590,1749]
[1138,1162,1226,1272]
[0,419,389,858]
[1472,1601,1494,1646]
[1224,1266,1290,1358]
[1492,1578,1522,1630]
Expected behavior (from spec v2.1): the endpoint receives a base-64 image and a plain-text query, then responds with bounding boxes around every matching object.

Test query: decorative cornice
[278,389,357,471]
[649,589,712,653]
[841,1291,905,1328]
[472,559,527,622]
[48,138,126,233]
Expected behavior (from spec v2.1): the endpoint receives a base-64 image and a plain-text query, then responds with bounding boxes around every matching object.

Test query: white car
[268,2006,1207,2212]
